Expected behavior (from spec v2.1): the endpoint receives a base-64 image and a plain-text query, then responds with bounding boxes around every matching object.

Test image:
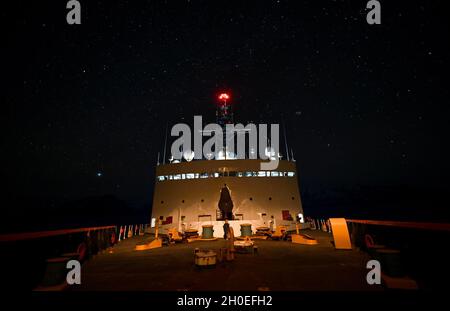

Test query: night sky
[5,1,450,231]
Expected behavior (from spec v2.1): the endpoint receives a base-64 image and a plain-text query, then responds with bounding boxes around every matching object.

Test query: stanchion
[128,225,133,238]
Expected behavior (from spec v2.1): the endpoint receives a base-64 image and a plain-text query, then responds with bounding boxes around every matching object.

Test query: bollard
[201,225,214,239]
[240,224,253,237]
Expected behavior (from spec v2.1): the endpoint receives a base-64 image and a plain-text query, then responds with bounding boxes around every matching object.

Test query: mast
[217,93,233,158]
[162,122,168,164]
[282,116,290,161]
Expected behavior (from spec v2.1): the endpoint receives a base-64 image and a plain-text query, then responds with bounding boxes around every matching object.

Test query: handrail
[0,225,116,242]
[346,219,450,232]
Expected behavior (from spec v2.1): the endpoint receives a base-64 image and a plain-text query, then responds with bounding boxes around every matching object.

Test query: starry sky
[5,0,450,229]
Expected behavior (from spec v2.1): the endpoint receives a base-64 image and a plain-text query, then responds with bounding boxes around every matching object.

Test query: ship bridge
[151,159,304,237]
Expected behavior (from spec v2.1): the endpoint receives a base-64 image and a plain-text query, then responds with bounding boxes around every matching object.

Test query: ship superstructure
[150,93,304,237]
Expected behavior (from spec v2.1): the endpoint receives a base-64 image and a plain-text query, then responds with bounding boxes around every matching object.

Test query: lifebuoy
[77,242,88,261]
[365,234,375,248]
[110,232,116,244]
[119,226,124,240]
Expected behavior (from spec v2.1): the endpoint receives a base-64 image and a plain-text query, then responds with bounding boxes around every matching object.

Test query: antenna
[217,92,233,156]
[163,122,168,164]
[157,152,160,166]
[291,148,295,162]
[282,116,290,161]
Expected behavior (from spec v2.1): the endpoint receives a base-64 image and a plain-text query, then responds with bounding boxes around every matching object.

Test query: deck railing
[345,219,450,232]
[0,223,149,290]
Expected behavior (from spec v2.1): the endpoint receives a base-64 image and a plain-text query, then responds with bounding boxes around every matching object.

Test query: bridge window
[156,170,296,181]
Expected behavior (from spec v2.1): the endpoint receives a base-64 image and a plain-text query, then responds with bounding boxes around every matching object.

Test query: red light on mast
[218,93,230,102]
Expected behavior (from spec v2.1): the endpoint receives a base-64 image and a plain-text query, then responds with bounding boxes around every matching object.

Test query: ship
[150,92,305,238]
[3,93,448,294]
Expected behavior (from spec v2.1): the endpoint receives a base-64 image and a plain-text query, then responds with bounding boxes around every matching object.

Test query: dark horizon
[5,0,450,232]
